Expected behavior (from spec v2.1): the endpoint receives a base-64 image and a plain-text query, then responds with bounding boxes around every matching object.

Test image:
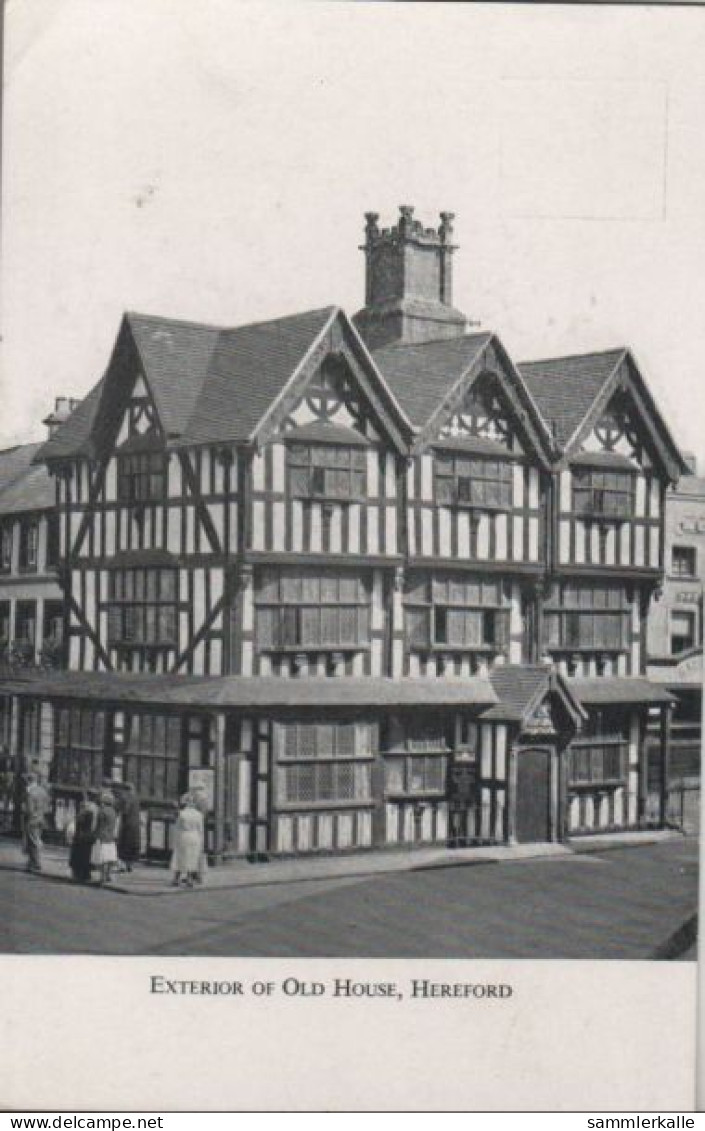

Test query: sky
[2,0,705,468]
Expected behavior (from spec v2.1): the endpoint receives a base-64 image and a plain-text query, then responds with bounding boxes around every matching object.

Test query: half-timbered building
[0,205,684,859]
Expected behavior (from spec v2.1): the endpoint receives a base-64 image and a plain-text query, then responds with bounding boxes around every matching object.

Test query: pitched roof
[372,333,492,427]
[0,444,42,494]
[185,306,337,446]
[518,349,626,447]
[0,444,54,514]
[127,312,221,439]
[483,664,555,722]
[569,677,675,706]
[0,671,498,709]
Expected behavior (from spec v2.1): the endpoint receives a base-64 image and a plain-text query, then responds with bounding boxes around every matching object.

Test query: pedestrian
[92,790,118,885]
[116,782,141,873]
[189,783,209,884]
[69,790,98,883]
[170,793,204,888]
[22,772,51,873]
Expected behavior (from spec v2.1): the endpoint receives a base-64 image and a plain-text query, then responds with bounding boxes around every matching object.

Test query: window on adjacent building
[0,524,12,573]
[671,610,697,655]
[15,601,36,646]
[18,519,38,571]
[107,568,178,647]
[405,573,509,652]
[46,514,60,569]
[0,602,10,647]
[255,569,371,650]
[288,444,366,502]
[435,455,512,510]
[275,721,374,807]
[672,545,697,578]
[42,601,64,646]
[18,699,41,757]
[572,468,635,519]
[544,583,630,652]
[117,451,166,504]
[54,707,106,789]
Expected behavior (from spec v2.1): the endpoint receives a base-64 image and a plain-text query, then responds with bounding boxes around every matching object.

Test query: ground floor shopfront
[0,668,675,861]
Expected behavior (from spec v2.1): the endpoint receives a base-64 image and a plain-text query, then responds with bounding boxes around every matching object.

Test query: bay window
[288,443,366,502]
[435,455,512,509]
[405,573,509,653]
[544,583,630,652]
[572,467,634,519]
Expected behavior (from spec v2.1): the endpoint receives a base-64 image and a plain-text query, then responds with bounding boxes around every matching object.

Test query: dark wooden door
[516,747,551,843]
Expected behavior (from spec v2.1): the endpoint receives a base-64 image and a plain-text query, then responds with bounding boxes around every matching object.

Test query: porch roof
[0,671,498,710]
[568,678,676,707]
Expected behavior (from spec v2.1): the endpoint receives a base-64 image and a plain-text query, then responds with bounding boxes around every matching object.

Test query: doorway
[516,746,552,843]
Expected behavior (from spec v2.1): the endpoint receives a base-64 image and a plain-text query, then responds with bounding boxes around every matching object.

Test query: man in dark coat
[116,783,141,872]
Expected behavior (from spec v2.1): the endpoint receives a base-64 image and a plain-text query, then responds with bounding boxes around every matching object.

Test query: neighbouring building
[646,458,704,820]
[0,207,686,859]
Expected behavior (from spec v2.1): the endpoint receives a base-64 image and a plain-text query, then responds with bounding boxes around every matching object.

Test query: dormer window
[435,456,512,510]
[572,468,634,520]
[288,443,366,503]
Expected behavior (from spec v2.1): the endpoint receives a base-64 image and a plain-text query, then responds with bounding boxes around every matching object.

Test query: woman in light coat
[170,794,204,888]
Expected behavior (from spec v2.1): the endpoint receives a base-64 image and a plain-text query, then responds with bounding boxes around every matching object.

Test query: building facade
[0,207,685,859]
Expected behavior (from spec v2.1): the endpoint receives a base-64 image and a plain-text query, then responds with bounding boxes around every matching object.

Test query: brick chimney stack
[353,205,467,350]
[43,396,80,438]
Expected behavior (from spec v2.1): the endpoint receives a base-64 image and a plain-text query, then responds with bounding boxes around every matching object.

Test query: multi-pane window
[672,546,697,579]
[569,709,629,786]
[288,443,366,502]
[54,707,106,789]
[275,721,373,807]
[544,583,630,652]
[671,610,696,655]
[0,524,12,572]
[117,451,166,504]
[18,519,38,571]
[383,715,450,797]
[43,601,63,645]
[119,712,181,802]
[107,568,178,647]
[256,569,371,650]
[572,468,635,519]
[405,573,509,652]
[435,455,512,509]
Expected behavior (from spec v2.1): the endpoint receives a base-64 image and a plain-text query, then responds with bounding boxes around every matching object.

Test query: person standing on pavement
[22,772,51,873]
[92,790,119,885]
[170,793,204,888]
[189,783,209,884]
[69,790,98,883]
[116,782,141,872]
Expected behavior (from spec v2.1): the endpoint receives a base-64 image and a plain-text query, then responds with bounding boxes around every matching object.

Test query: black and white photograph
[0,0,701,1112]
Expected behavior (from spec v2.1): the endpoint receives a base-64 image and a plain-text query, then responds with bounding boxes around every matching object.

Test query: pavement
[0,826,689,897]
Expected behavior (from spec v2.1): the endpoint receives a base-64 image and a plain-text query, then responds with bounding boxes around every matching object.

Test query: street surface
[0,838,697,959]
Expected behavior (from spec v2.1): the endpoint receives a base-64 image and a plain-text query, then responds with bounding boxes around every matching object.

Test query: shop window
[544,583,630,652]
[256,568,371,651]
[107,568,178,648]
[15,602,36,646]
[18,519,38,571]
[435,455,512,510]
[275,721,373,807]
[572,468,634,520]
[118,713,182,802]
[117,451,166,504]
[569,709,629,787]
[382,715,450,797]
[0,523,12,573]
[18,699,41,757]
[288,444,366,502]
[672,546,697,579]
[53,707,106,789]
[405,573,509,653]
[671,610,696,655]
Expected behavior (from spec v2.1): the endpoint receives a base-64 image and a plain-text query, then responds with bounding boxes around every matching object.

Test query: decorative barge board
[567,677,675,836]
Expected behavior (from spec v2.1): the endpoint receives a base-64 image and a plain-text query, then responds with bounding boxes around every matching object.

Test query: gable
[113,373,163,451]
[566,352,686,483]
[437,370,526,456]
[414,335,551,467]
[252,309,410,455]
